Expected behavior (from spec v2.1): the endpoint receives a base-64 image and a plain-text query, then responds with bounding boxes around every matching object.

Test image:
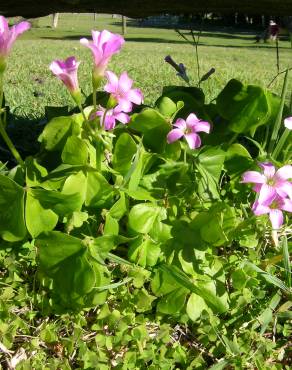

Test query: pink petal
[193,120,211,133]
[167,128,184,143]
[104,116,116,130]
[242,171,266,184]
[185,133,201,149]
[258,162,276,178]
[126,88,143,105]
[275,165,292,181]
[115,112,130,124]
[281,198,292,212]
[13,21,31,38]
[0,16,9,34]
[173,118,186,130]
[269,209,283,229]
[252,200,270,215]
[284,117,292,130]
[105,71,119,91]
[253,184,262,193]
[276,182,292,200]
[117,99,133,113]
[186,113,199,126]
[119,72,133,92]
[258,184,277,205]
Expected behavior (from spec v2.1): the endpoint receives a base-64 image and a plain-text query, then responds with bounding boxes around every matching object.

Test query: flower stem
[77,103,87,122]
[93,86,97,112]
[268,69,289,154]
[0,73,24,166]
[272,128,291,160]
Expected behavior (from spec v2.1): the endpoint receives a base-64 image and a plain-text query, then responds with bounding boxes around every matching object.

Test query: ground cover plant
[0,14,291,370]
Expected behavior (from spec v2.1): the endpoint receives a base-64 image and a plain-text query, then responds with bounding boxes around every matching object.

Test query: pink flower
[167,113,211,149]
[0,16,31,71]
[104,71,143,113]
[242,162,292,205]
[252,195,292,229]
[284,117,292,130]
[80,30,124,81]
[50,56,80,94]
[95,106,130,131]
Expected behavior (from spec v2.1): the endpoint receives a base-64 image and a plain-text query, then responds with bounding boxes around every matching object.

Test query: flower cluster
[49,29,143,131]
[242,162,292,229]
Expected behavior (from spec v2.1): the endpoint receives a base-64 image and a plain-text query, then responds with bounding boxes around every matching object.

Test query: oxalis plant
[0,15,291,368]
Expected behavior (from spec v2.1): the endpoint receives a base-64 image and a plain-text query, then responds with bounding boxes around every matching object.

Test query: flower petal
[126,88,143,105]
[173,118,186,130]
[116,98,133,113]
[167,128,184,143]
[193,120,211,133]
[275,165,292,181]
[115,111,130,124]
[269,209,283,229]
[281,198,292,212]
[284,116,292,129]
[13,21,31,38]
[185,133,201,149]
[119,71,133,92]
[104,71,119,92]
[0,16,9,34]
[258,184,277,205]
[252,200,270,215]
[258,162,276,178]
[241,171,266,184]
[185,113,199,126]
[276,181,292,200]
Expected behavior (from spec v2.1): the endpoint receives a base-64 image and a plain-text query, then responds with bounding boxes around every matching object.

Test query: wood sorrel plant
[0,15,291,368]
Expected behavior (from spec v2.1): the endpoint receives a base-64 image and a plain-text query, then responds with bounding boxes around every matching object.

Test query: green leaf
[30,188,82,217]
[61,136,89,165]
[108,192,128,220]
[0,174,26,241]
[129,108,170,153]
[39,116,80,151]
[157,287,189,315]
[37,231,96,306]
[155,96,177,118]
[128,237,161,267]
[104,214,119,235]
[25,157,48,187]
[85,171,114,208]
[224,144,252,179]
[25,190,58,238]
[159,264,228,313]
[186,293,208,321]
[217,79,272,134]
[128,203,165,234]
[112,133,137,175]
[245,261,291,294]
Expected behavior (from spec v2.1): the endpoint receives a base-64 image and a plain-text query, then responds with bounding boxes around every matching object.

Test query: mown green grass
[4,13,292,118]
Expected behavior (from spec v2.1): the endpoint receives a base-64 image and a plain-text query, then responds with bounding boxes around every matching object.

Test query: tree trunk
[122,16,127,35]
[52,13,59,28]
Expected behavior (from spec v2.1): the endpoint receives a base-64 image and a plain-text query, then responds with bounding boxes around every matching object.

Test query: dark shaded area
[1,0,292,18]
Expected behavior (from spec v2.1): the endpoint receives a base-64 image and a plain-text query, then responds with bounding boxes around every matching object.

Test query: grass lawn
[5,13,292,118]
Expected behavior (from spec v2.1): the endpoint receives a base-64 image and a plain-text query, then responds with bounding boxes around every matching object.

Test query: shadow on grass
[39,33,290,50]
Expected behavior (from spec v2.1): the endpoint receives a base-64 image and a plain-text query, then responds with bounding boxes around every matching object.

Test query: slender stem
[0,73,24,166]
[268,69,289,154]
[272,129,291,160]
[93,85,97,112]
[77,103,87,122]
[228,133,238,145]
